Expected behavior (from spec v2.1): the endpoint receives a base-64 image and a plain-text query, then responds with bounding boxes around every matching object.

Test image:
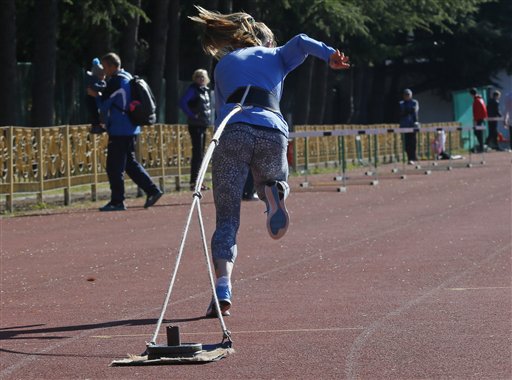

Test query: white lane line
[445,286,511,291]
[344,243,511,380]
[90,326,365,339]
[3,189,507,377]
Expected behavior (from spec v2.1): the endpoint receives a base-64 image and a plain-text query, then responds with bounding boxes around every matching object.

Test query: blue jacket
[399,99,419,128]
[95,70,140,136]
[214,34,336,137]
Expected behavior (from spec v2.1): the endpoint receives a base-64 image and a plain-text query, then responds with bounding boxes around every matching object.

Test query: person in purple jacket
[180,69,212,190]
[190,7,350,317]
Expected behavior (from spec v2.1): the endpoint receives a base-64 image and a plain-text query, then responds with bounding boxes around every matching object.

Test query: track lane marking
[344,243,511,380]
[90,326,365,339]
[445,286,511,291]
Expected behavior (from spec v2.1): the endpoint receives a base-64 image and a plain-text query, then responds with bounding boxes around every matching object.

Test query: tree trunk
[31,0,58,127]
[241,0,259,17]
[0,0,18,125]
[309,60,329,124]
[384,62,403,123]
[87,28,111,61]
[367,64,387,124]
[120,0,141,74]
[293,58,314,124]
[219,0,233,13]
[148,0,170,113]
[351,65,373,124]
[164,0,180,123]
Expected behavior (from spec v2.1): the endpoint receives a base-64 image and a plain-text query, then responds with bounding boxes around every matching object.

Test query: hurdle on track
[289,124,489,192]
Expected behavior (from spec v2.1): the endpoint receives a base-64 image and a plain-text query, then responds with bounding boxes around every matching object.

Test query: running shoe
[264,180,290,240]
[205,283,232,318]
[99,202,127,212]
[144,190,163,208]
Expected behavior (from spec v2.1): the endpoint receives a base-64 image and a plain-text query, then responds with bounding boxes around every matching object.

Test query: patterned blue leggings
[211,123,288,263]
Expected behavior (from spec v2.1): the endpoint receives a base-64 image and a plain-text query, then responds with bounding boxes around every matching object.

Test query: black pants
[188,125,207,185]
[486,121,498,149]
[106,135,159,204]
[404,132,417,161]
[86,95,101,126]
[474,120,485,152]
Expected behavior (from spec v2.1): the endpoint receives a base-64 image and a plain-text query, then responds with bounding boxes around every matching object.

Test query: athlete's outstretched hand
[329,50,350,70]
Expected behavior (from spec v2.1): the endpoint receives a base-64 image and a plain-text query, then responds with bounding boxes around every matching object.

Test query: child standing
[85,58,107,134]
[190,7,350,317]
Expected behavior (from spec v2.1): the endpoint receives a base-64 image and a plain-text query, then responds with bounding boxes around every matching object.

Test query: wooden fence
[0,122,462,212]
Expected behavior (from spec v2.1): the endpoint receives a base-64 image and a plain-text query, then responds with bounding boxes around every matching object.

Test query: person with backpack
[179,69,212,190]
[87,52,163,211]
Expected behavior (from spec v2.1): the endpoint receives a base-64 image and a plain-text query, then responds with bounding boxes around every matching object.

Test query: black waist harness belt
[226,87,280,113]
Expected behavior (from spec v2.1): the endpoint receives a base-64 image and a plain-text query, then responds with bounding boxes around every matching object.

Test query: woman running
[190,6,350,317]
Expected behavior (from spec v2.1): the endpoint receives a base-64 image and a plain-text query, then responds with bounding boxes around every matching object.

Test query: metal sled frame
[111,86,252,366]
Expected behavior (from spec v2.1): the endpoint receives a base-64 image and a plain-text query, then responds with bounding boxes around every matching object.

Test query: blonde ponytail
[190,6,275,59]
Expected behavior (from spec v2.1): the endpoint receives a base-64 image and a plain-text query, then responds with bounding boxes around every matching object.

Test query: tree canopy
[1,0,509,126]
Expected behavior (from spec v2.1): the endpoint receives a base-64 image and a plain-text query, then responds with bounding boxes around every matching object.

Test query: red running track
[1,153,511,379]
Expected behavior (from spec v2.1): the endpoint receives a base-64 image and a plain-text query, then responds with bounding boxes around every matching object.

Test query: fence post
[37,128,44,204]
[341,135,347,180]
[315,133,320,167]
[426,131,431,160]
[367,134,372,166]
[136,132,143,197]
[401,133,406,171]
[6,127,14,212]
[417,128,421,159]
[304,136,309,172]
[373,133,378,168]
[468,124,474,167]
[448,130,453,156]
[159,124,166,192]
[393,132,399,162]
[91,134,98,201]
[337,135,342,167]
[176,126,182,191]
[64,125,71,205]
[291,136,297,173]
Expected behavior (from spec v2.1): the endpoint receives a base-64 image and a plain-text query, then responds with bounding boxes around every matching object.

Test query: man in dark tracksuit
[87,52,162,211]
[486,90,502,150]
[399,88,419,164]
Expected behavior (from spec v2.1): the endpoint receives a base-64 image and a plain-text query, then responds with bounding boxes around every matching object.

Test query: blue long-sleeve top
[214,34,336,137]
[95,70,140,136]
[180,86,198,119]
[399,99,419,128]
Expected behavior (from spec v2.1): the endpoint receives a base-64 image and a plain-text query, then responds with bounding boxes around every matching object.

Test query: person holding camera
[87,52,163,211]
